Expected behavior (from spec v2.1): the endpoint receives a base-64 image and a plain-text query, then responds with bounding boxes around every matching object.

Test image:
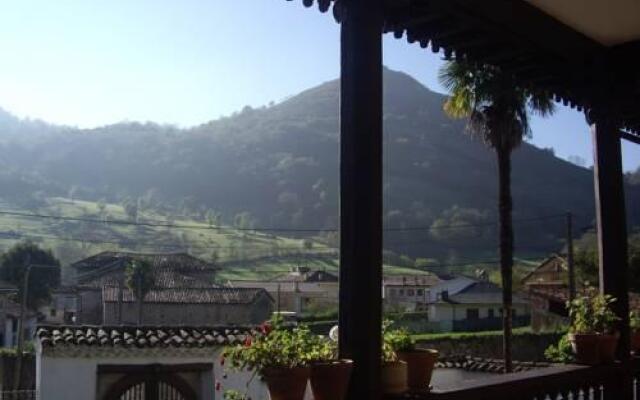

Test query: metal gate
[103,370,197,400]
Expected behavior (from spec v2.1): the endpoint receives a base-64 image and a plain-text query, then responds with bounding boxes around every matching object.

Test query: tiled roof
[73,252,218,288]
[101,286,271,305]
[530,286,640,309]
[72,252,217,272]
[36,325,256,348]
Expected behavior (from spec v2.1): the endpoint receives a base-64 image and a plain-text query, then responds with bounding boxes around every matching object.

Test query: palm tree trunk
[497,146,514,373]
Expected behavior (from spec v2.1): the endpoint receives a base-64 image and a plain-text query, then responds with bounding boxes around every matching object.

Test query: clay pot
[310,359,353,400]
[381,361,408,395]
[598,333,619,364]
[262,366,310,400]
[569,333,600,365]
[397,349,438,391]
[631,330,640,352]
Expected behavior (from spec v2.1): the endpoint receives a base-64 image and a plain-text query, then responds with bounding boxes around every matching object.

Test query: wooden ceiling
[526,0,640,46]
[286,0,640,140]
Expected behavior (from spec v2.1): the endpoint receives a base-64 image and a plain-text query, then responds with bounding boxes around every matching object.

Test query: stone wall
[416,332,562,362]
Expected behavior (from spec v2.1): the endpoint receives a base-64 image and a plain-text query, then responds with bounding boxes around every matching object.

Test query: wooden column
[338,0,383,399]
[591,114,630,359]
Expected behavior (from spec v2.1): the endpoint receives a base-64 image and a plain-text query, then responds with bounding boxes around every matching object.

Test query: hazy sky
[1,0,638,171]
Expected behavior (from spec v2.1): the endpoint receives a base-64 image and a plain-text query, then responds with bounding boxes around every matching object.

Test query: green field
[0,197,435,282]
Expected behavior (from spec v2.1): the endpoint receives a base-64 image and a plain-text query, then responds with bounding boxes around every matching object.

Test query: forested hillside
[0,68,637,263]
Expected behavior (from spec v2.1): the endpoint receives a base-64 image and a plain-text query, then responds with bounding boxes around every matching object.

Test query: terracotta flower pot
[397,349,438,391]
[631,330,640,352]
[598,333,619,364]
[310,359,353,400]
[381,361,408,395]
[262,366,310,400]
[568,333,600,365]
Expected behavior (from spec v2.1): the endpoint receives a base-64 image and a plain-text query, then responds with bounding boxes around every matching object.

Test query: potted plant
[381,321,408,395]
[567,293,619,365]
[224,319,312,400]
[387,326,438,391]
[631,311,640,352]
[306,333,353,400]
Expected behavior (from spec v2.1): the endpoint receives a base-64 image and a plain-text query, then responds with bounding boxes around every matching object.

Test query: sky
[0,0,638,171]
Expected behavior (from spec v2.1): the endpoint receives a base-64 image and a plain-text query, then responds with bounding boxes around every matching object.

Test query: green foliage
[568,290,619,334]
[0,241,60,309]
[224,318,317,375]
[382,320,415,362]
[223,390,248,400]
[439,60,555,153]
[544,334,574,363]
[125,259,154,300]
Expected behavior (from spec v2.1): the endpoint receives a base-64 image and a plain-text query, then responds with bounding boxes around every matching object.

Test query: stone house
[101,286,274,325]
[521,254,570,331]
[58,252,273,326]
[35,325,269,400]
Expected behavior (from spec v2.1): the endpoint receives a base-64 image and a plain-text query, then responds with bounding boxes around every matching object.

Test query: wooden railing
[387,361,637,400]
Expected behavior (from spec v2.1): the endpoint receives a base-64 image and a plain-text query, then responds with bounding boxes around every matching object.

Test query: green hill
[0,67,638,264]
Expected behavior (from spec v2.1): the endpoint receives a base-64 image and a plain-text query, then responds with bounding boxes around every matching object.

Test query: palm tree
[439,60,555,372]
[125,259,154,325]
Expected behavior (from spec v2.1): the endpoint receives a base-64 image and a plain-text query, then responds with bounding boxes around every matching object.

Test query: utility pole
[13,254,30,391]
[567,212,576,302]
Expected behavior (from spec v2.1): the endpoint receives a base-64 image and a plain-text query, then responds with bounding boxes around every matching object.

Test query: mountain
[0,68,637,261]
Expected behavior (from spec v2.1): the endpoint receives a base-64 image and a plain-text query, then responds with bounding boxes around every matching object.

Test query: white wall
[37,348,271,400]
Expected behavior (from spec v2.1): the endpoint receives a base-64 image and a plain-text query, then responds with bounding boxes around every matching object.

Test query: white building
[427,278,530,332]
[35,325,273,400]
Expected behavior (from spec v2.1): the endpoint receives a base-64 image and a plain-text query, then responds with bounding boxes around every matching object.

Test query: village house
[229,267,339,314]
[101,286,273,325]
[521,254,570,331]
[35,325,269,400]
[382,274,440,312]
[427,277,530,332]
[55,252,273,326]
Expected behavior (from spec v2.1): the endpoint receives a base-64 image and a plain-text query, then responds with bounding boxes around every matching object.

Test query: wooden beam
[591,115,630,362]
[620,130,640,145]
[339,0,383,399]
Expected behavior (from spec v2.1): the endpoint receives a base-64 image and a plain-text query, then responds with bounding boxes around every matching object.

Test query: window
[50,308,57,317]
[466,308,479,320]
[488,308,495,318]
[417,289,424,296]
[407,289,415,296]
[389,288,397,296]
[399,289,405,296]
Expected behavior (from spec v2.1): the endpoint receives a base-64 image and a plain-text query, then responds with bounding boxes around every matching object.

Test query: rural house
[59,252,273,326]
[382,274,440,312]
[427,278,530,332]
[228,267,339,314]
[35,325,269,400]
[101,286,273,325]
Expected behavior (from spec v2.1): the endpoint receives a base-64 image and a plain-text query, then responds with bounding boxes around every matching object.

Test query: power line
[0,208,568,233]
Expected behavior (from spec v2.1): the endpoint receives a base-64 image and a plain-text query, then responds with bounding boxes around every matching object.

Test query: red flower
[260,322,273,335]
[244,336,253,347]
[215,381,221,391]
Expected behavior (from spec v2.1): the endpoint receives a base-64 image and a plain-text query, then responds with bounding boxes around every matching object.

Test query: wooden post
[338,0,384,399]
[566,212,576,302]
[591,112,632,400]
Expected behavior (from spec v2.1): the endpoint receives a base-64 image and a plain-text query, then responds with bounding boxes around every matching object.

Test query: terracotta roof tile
[101,286,270,304]
[36,325,255,349]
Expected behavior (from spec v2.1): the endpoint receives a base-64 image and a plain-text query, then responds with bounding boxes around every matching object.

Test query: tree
[125,259,154,325]
[0,241,61,310]
[439,60,555,372]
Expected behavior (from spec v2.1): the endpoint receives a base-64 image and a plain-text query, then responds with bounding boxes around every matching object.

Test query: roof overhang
[526,0,640,46]
[288,0,640,138]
